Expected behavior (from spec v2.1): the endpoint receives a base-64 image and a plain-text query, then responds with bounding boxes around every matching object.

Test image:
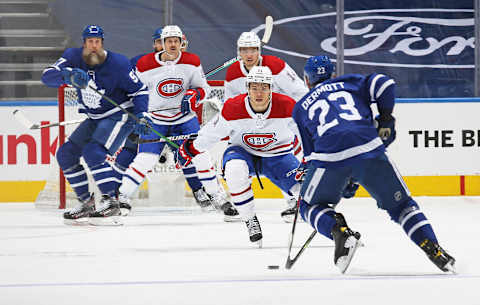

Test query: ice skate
[193,187,215,212]
[246,215,263,248]
[420,239,456,273]
[221,201,241,222]
[63,193,95,225]
[209,192,241,222]
[281,207,297,223]
[89,195,122,226]
[118,192,132,216]
[331,213,362,273]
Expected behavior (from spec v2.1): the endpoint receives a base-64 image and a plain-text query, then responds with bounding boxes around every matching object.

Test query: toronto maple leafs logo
[80,79,104,109]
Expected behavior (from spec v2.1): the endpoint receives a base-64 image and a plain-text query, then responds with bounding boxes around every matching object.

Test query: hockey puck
[267,265,280,270]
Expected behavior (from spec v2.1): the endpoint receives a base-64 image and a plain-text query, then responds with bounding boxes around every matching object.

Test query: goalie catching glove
[181,88,203,114]
[61,67,89,89]
[176,135,200,167]
[375,113,396,148]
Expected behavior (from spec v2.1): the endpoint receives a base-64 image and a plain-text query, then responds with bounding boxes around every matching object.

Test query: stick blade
[261,15,274,44]
[285,259,293,270]
[13,109,34,129]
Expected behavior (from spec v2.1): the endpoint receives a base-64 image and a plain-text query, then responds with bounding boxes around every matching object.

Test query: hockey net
[35,81,226,210]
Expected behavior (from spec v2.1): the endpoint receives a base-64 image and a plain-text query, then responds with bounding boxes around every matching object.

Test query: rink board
[0,99,479,202]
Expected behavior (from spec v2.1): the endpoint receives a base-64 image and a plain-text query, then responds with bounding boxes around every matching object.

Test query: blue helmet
[82,25,104,40]
[152,27,163,42]
[304,55,335,85]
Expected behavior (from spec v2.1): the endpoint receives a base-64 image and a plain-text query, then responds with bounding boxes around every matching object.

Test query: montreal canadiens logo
[242,133,277,150]
[156,78,184,98]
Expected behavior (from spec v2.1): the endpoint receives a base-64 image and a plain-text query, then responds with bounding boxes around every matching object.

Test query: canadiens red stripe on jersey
[135,51,209,125]
[194,92,298,157]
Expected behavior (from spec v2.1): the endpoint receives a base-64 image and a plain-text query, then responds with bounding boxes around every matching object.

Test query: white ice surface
[0,197,478,305]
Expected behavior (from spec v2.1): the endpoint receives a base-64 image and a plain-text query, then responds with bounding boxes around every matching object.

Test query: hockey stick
[285,196,317,269]
[128,133,196,144]
[205,15,274,78]
[13,109,84,129]
[85,84,179,149]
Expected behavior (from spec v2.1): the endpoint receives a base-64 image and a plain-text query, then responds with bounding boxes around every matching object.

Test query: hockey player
[118,25,239,221]
[41,25,151,225]
[292,55,456,273]
[224,31,308,222]
[177,66,301,247]
[111,27,166,216]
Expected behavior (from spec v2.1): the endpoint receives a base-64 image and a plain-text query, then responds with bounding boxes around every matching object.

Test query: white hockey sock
[225,159,254,221]
[192,151,219,195]
[119,152,158,198]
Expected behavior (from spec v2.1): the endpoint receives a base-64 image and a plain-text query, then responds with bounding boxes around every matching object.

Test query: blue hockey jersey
[42,48,148,119]
[292,73,396,167]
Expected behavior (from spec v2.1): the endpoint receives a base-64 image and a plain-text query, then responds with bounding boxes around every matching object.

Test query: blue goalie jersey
[42,48,148,119]
[292,73,396,167]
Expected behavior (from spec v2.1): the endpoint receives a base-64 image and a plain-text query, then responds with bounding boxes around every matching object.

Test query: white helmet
[237,32,261,57]
[161,25,183,45]
[246,66,273,87]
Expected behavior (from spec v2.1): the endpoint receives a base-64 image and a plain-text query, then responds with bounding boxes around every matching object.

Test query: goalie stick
[205,15,273,78]
[285,196,317,269]
[13,109,84,129]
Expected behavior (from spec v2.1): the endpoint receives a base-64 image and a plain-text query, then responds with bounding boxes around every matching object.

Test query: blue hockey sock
[388,199,438,246]
[63,164,90,202]
[112,148,136,186]
[182,164,203,191]
[299,200,336,240]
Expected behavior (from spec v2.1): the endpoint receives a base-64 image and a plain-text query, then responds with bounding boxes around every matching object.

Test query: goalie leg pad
[119,152,158,198]
[224,159,254,221]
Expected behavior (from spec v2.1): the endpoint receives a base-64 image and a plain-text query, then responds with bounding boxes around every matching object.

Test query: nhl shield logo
[242,133,277,150]
[156,78,184,98]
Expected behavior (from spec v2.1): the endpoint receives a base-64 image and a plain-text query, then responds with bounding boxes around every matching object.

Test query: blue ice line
[0,274,477,288]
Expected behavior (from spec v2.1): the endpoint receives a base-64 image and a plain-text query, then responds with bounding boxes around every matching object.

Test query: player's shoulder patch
[178,52,201,67]
[136,53,160,72]
[269,92,296,118]
[225,61,244,82]
[222,94,250,120]
[262,55,286,75]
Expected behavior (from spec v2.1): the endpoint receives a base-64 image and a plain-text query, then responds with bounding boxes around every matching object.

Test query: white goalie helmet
[246,66,273,87]
[161,25,183,45]
[237,32,261,56]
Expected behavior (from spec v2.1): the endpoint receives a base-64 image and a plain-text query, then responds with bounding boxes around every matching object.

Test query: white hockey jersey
[136,51,210,125]
[193,92,298,158]
[224,55,308,102]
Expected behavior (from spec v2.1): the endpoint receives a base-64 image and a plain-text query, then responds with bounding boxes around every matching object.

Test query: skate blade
[254,239,263,249]
[336,237,361,274]
[89,216,123,226]
[224,215,242,222]
[281,215,304,223]
[120,208,130,217]
[445,260,457,274]
[63,218,90,226]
